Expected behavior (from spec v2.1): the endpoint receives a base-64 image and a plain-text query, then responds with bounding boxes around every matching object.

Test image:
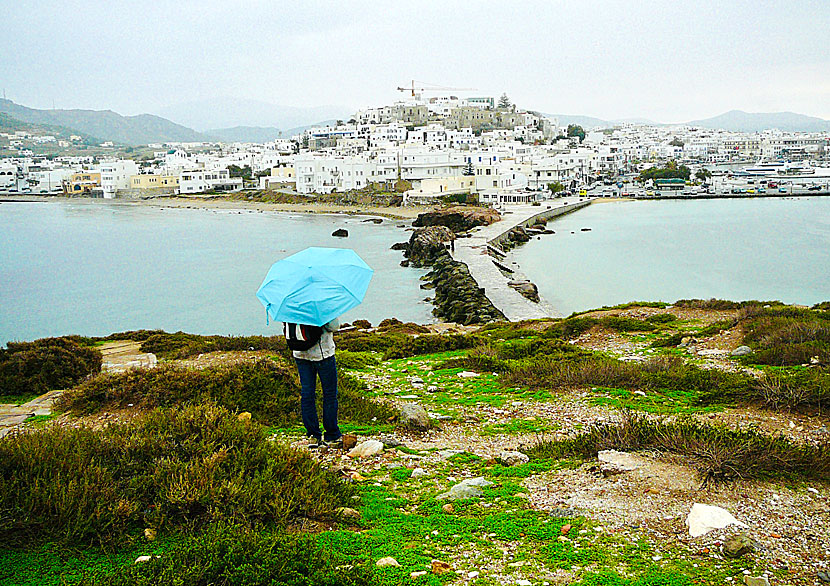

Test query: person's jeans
[295,355,341,442]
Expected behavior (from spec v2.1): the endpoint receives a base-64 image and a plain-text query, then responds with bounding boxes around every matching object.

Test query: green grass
[0,393,39,405]
[588,386,724,414]
[480,418,557,436]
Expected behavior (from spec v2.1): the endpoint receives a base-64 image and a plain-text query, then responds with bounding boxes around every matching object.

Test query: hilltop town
[2,92,829,202]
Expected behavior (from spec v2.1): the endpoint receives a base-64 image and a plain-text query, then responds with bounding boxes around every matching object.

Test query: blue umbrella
[256,247,373,326]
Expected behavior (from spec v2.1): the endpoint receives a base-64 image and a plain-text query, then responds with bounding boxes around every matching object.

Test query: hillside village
[2,93,828,202]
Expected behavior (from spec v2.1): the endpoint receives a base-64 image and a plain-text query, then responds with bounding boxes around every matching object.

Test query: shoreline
[0,194,434,220]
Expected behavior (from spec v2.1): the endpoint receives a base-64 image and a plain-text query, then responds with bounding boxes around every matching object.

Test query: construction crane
[396,80,477,100]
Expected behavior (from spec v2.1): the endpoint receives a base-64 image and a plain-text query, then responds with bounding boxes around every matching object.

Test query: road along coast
[452,198,593,321]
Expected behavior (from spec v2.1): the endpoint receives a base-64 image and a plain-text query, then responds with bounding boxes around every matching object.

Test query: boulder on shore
[332,228,349,238]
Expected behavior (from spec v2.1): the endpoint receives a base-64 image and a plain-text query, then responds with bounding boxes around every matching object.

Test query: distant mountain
[281,120,339,138]
[0,99,207,146]
[155,97,353,133]
[206,126,284,143]
[687,110,830,133]
[0,111,99,141]
[547,114,610,129]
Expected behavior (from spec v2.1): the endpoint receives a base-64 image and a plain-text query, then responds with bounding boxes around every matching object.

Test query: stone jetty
[452,198,592,321]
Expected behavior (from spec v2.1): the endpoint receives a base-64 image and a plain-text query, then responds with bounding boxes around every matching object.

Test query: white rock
[134,555,152,563]
[437,477,494,500]
[498,450,530,466]
[517,580,532,586]
[743,576,770,586]
[685,503,747,537]
[468,571,480,578]
[376,556,400,567]
[411,467,427,478]
[348,440,385,459]
[457,371,479,378]
[597,450,641,471]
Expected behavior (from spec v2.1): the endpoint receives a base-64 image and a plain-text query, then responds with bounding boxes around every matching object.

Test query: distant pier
[453,198,592,321]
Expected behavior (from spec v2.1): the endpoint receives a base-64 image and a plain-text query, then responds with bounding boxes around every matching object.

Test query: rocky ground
[6,306,830,585]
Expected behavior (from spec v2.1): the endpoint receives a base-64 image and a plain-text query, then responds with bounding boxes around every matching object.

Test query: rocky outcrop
[412,206,500,233]
[403,226,455,267]
[498,225,532,251]
[508,280,540,303]
[427,250,505,324]
[332,228,348,237]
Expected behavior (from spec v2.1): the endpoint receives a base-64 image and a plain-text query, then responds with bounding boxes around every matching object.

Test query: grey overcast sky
[2,0,829,122]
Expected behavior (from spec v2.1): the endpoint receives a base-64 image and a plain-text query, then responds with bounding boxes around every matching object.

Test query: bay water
[0,200,432,345]
[511,197,830,316]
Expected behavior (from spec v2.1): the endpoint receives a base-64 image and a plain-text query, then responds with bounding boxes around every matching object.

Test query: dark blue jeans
[295,355,341,442]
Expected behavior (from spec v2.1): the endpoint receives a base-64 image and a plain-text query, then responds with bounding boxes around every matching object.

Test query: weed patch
[0,403,353,547]
[528,413,830,484]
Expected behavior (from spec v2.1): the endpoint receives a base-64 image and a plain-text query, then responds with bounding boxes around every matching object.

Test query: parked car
[779,187,788,193]
[757,188,766,194]
[807,185,821,191]
[747,189,756,194]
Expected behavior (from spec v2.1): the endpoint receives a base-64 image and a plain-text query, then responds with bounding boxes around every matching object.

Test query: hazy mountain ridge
[0,99,207,146]
[206,126,285,143]
[0,111,100,141]
[155,98,353,133]
[686,110,830,132]
[550,110,830,132]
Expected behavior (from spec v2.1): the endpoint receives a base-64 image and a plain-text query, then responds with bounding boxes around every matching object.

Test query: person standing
[289,318,342,448]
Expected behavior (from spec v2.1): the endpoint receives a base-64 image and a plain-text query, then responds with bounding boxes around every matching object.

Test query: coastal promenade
[452,198,592,321]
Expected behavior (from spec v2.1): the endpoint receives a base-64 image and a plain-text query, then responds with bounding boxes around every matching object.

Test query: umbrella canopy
[256,247,373,327]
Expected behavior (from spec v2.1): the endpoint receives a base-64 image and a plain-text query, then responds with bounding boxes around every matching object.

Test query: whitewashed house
[100,159,139,198]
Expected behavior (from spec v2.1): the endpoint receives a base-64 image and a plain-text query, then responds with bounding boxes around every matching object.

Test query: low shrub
[58,359,394,425]
[83,523,378,586]
[674,299,774,310]
[740,306,830,366]
[645,313,677,324]
[528,413,830,484]
[58,359,299,424]
[336,351,380,370]
[0,403,353,547]
[749,369,829,410]
[504,355,749,406]
[381,334,482,360]
[650,333,685,348]
[0,337,102,398]
[139,332,287,360]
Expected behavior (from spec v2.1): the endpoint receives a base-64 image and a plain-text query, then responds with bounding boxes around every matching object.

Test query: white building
[178,169,243,194]
[100,160,139,198]
[294,153,375,194]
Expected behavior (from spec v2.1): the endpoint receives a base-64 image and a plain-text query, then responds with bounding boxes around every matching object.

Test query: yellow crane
[396,80,478,99]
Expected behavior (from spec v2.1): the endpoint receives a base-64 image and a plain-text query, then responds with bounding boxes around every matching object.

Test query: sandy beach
[3,194,434,220]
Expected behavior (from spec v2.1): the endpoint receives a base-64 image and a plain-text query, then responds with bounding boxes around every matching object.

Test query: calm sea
[511,197,830,315]
[0,201,432,345]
